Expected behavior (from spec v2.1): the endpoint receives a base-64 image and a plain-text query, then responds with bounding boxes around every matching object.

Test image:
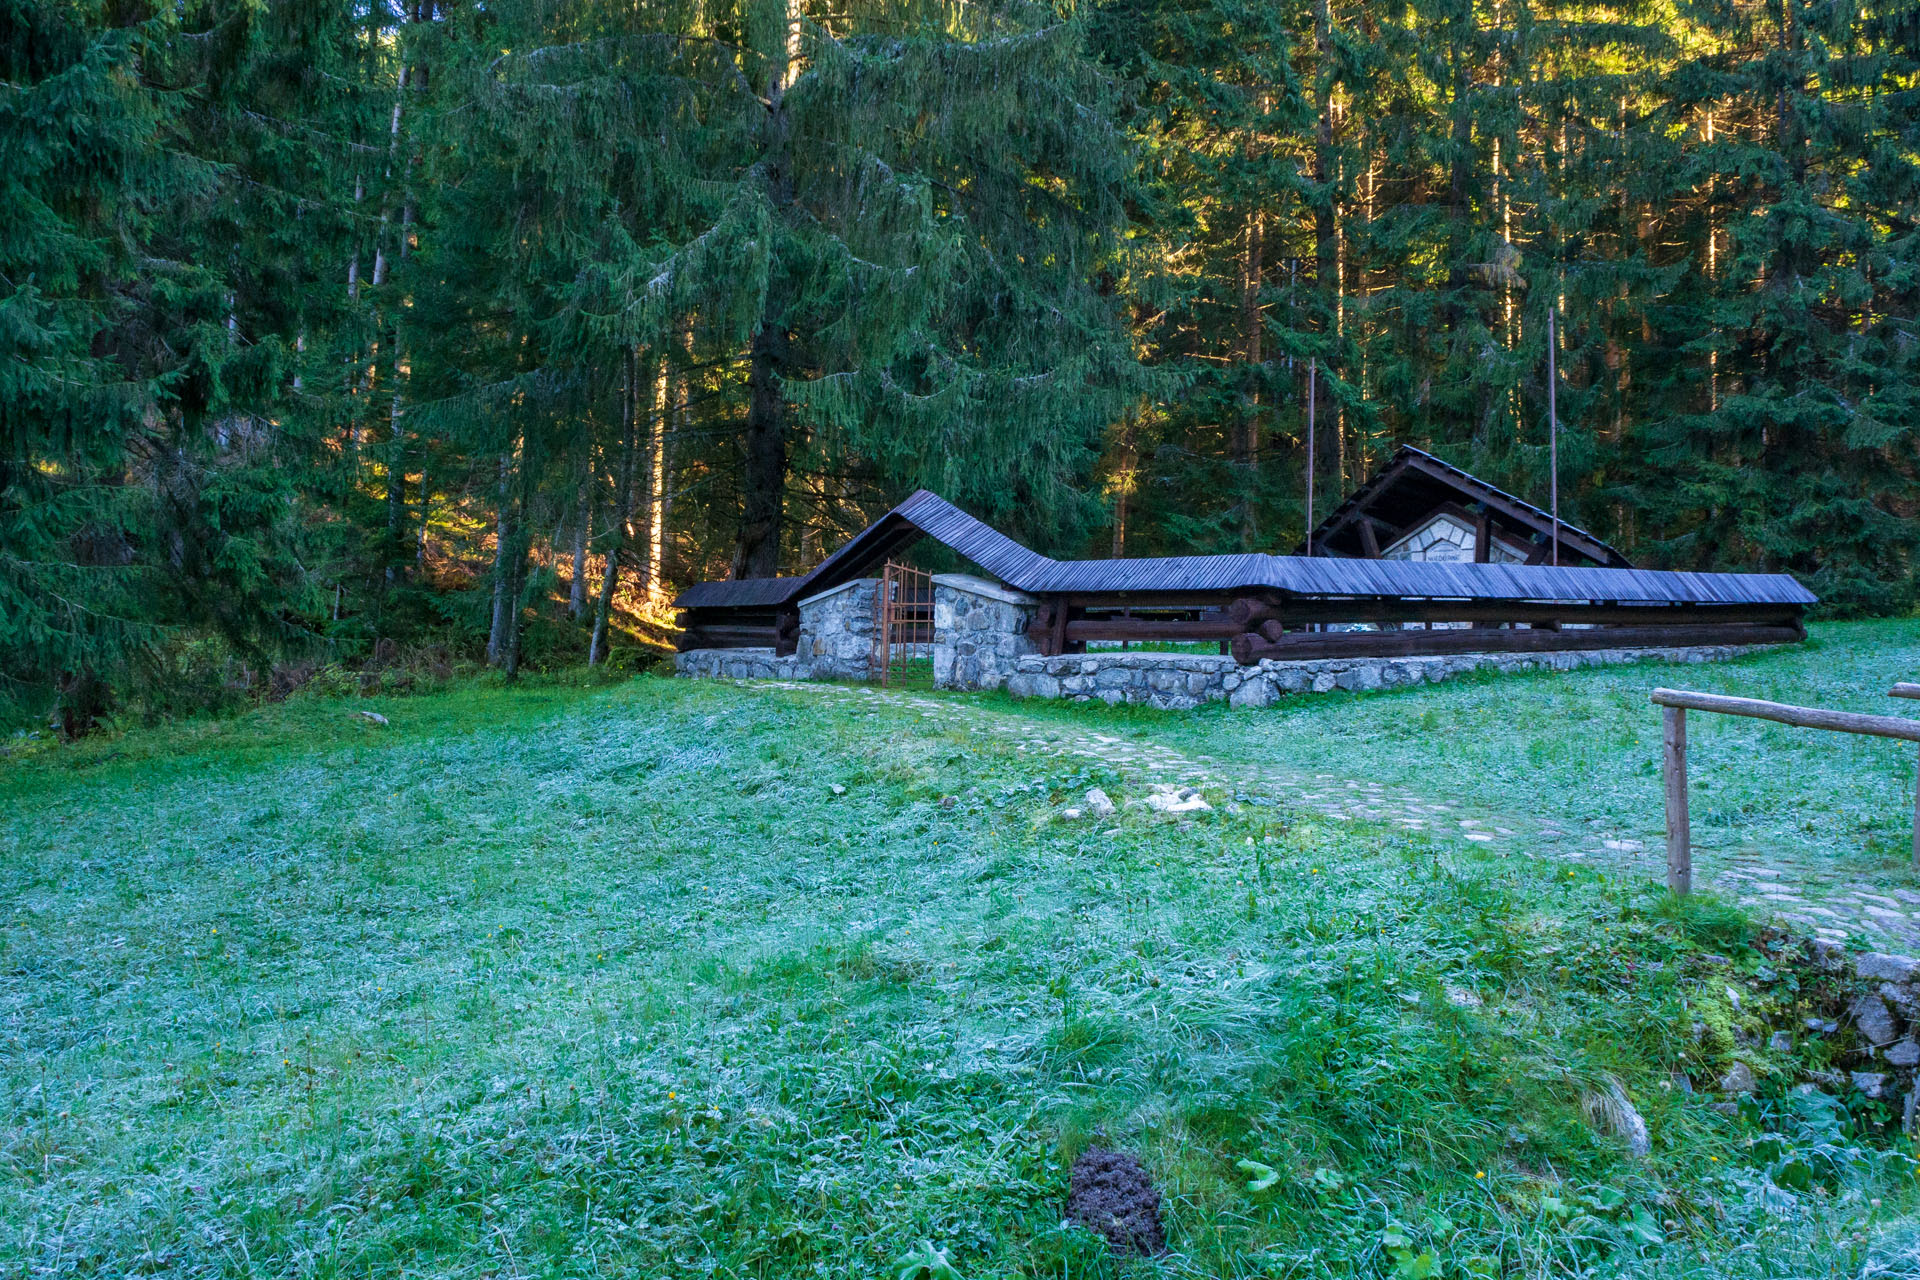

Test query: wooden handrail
[1651,687,1920,894]
[1650,687,1920,743]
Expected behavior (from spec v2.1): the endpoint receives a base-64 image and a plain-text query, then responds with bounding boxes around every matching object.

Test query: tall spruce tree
[542,0,1144,575]
[1,0,327,729]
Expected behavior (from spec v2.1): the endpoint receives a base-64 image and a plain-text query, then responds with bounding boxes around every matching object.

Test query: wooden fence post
[1663,704,1691,895]
[1887,687,1920,870]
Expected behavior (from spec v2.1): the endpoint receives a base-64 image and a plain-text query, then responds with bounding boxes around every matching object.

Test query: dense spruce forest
[6,0,1917,727]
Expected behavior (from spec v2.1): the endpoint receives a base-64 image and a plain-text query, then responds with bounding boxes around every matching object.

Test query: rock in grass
[1084,788,1116,818]
[1881,982,1920,1019]
[1718,1062,1757,1094]
[1769,1031,1793,1052]
[1886,1039,1920,1068]
[1855,952,1920,984]
[1067,1148,1165,1256]
[1851,994,1900,1046]
[355,711,390,725]
[1582,1077,1651,1158]
[1144,786,1210,815]
[1058,807,1085,821]
[829,783,847,796]
[1806,939,1848,972]
[1853,1071,1889,1100]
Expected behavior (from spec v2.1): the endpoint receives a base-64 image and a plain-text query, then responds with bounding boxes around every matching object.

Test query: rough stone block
[1854,993,1901,1046]
[1856,952,1920,984]
[1230,678,1273,709]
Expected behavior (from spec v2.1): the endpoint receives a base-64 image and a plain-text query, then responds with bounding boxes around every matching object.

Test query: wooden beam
[1253,600,1802,628]
[1402,454,1614,564]
[1032,618,1245,643]
[1234,623,1802,664]
[1227,594,1284,628]
[1663,704,1690,894]
[1358,519,1382,559]
[1649,688,1920,744]
[678,624,780,650]
[1312,455,1416,550]
[1473,508,1491,563]
[1660,686,1920,874]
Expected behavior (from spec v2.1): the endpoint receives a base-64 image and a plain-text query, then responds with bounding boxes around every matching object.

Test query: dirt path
[754,680,1920,951]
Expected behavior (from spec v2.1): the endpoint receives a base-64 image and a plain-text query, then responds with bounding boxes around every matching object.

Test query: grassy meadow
[5,629,1920,1277]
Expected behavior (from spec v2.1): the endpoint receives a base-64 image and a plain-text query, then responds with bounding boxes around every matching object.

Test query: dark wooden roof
[1302,445,1634,567]
[675,490,1816,610]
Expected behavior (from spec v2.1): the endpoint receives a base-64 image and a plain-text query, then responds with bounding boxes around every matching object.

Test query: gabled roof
[673,491,1045,610]
[676,488,1816,610]
[1304,445,1633,568]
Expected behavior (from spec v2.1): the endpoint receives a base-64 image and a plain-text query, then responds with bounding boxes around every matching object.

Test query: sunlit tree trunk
[591,346,643,665]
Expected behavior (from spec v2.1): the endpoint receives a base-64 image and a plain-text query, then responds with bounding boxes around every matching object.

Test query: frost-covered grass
[1145,618,1920,882]
[3,670,1918,1277]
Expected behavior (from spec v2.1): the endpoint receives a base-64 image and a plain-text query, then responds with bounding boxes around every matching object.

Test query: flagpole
[1305,357,1317,556]
[1547,306,1559,567]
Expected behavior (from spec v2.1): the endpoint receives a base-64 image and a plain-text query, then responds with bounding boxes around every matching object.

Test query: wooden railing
[1650,686,1920,894]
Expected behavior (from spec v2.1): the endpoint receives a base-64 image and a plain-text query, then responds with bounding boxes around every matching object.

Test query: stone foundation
[1003,643,1772,710]
[797,579,880,680]
[932,574,1037,691]
[677,571,1775,706]
[674,647,813,681]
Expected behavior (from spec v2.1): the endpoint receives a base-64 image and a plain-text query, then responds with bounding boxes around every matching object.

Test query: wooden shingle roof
[676,490,1816,610]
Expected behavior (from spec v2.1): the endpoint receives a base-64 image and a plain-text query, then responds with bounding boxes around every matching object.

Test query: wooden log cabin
[674,452,1814,662]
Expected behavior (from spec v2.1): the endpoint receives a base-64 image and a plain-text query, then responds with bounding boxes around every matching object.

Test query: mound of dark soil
[1066,1148,1165,1255]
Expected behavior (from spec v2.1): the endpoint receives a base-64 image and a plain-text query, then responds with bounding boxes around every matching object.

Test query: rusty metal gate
[874,561,934,686]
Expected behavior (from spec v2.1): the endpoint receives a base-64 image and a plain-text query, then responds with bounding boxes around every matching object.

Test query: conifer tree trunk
[569,453,592,619]
[487,448,514,666]
[646,353,670,601]
[733,21,798,581]
[736,286,791,582]
[1238,203,1263,550]
[590,347,643,665]
[502,493,529,680]
[1312,0,1341,488]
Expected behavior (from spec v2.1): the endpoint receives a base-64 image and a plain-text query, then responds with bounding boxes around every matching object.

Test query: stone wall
[1004,642,1773,711]
[674,647,813,681]
[796,578,880,680]
[932,574,1038,691]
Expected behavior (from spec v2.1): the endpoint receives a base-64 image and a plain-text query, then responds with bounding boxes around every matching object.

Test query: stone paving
[750,679,1920,952]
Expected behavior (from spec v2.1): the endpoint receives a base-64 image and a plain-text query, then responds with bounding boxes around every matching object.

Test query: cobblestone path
[753,680,1920,951]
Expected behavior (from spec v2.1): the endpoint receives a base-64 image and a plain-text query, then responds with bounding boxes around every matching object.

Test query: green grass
[1018,620,1920,886]
[3,656,1918,1277]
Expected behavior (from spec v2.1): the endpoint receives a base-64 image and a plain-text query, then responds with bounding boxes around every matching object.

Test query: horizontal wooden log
[677,625,779,651]
[1227,595,1284,628]
[1232,623,1804,665]
[679,611,785,630]
[1264,599,1804,627]
[1026,618,1244,644]
[1890,683,1920,701]
[1049,592,1270,611]
[1651,688,1920,743]
[1028,594,1800,629]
